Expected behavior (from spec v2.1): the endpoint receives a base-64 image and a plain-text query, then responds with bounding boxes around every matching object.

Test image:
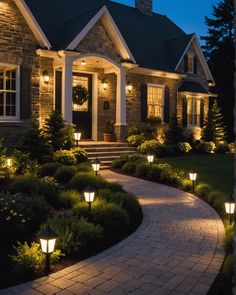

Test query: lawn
[159,154,234,195]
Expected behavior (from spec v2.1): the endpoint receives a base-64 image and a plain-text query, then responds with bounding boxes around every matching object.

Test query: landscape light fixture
[74,131,81,146]
[84,185,95,212]
[189,171,197,192]
[92,158,101,176]
[225,196,235,225]
[147,152,154,166]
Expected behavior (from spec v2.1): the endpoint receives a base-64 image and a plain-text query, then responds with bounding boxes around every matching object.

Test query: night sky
[113,0,220,42]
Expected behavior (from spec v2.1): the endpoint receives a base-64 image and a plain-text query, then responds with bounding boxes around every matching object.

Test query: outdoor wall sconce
[84,185,95,212]
[6,158,12,168]
[102,79,108,90]
[43,71,50,84]
[81,60,86,66]
[39,228,58,273]
[74,131,81,146]
[127,82,133,93]
[225,196,235,225]
[147,152,154,166]
[189,171,197,192]
[92,158,101,176]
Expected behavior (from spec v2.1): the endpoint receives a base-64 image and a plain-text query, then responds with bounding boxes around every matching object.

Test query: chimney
[135,0,153,16]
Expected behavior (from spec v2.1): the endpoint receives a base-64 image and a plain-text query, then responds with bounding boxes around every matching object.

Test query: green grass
[158,154,234,195]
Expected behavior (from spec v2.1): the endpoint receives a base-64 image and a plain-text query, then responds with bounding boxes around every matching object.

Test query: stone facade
[135,0,153,16]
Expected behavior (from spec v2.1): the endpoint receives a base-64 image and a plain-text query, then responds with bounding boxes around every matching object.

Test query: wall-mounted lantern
[127,82,133,93]
[81,60,86,66]
[102,79,108,90]
[43,71,50,84]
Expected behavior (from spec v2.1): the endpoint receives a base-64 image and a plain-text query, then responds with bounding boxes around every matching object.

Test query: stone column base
[114,124,127,142]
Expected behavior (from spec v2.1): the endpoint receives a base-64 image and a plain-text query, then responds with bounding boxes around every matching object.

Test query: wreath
[72,85,89,105]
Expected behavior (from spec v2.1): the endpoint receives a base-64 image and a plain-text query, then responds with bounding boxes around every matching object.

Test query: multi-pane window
[147,85,164,119]
[187,97,200,126]
[0,66,18,119]
[72,75,89,112]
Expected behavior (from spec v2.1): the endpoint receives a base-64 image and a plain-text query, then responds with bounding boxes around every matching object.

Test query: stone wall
[0,0,40,146]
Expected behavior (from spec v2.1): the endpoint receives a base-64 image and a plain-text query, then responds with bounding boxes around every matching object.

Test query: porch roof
[24,0,190,72]
[178,81,209,95]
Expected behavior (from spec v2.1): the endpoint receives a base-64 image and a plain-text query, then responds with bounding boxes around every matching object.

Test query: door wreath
[72,85,89,105]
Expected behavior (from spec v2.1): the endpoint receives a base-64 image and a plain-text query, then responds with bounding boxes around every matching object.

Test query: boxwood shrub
[69,172,107,191]
[121,161,137,174]
[58,190,83,209]
[71,147,88,163]
[53,150,77,166]
[39,162,61,177]
[54,166,77,184]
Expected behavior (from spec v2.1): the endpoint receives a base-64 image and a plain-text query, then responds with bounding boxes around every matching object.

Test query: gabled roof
[179,81,209,95]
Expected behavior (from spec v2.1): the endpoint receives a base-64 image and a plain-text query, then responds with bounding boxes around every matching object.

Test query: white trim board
[14,0,51,49]
[66,6,136,63]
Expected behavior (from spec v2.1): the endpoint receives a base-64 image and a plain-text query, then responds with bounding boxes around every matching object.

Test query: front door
[72,73,92,139]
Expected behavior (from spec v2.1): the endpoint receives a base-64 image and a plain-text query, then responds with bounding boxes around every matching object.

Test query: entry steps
[78,142,136,169]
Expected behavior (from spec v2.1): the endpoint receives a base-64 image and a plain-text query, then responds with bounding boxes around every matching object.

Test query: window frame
[147,83,165,121]
[186,53,194,74]
[186,95,201,127]
[0,63,20,121]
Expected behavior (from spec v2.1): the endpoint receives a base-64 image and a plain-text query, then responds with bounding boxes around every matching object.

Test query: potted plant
[103,120,114,142]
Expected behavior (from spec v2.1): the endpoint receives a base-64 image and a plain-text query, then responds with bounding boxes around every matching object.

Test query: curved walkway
[1,171,225,295]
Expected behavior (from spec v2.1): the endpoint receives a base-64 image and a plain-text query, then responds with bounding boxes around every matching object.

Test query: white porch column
[115,67,127,125]
[61,56,73,124]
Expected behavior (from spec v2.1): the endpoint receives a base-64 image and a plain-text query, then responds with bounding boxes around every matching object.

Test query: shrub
[0,167,11,185]
[91,201,129,233]
[128,154,145,162]
[127,124,141,136]
[159,169,181,186]
[222,254,234,280]
[196,141,216,154]
[177,142,192,153]
[12,150,39,175]
[105,182,123,192]
[195,183,212,199]
[54,166,77,184]
[77,162,92,173]
[121,161,137,174]
[228,143,235,154]
[224,224,234,253]
[127,134,145,148]
[53,150,77,166]
[111,155,129,169]
[72,202,91,218]
[156,144,177,157]
[69,172,107,191]
[39,163,61,178]
[58,190,83,209]
[71,147,88,163]
[45,214,103,254]
[10,242,63,276]
[164,116,184,144]
[147,164,163,181]
[135,162,149,177]
[181,179,192,191]
[137,140,160,154]
[212,194,227,212]
[207,191,227,205]
[215,142,230,154]
[37,180,59,207]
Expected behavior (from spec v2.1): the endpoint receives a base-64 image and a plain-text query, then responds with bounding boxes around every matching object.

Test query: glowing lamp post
[39,229,58,273]
[84,185,95,212]
[225,196,235,225]
[74,131,81,146]
[92,158,101,176]
[147,152,154,166]
[189,171,197,192]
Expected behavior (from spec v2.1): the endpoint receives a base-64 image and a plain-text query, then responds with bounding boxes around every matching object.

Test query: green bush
[45,214,103,254]
[147,164,163,181]
[111,155,129,169]
[39,163,61,178]
[128,154,145,162]
[137,140,160,154]
[53,150,77,166]
[69,172,107,191]
[105,182,123,192]
[224,224,234,253]
[127,124,141,136]
[181,179,192,191]
[72,202,91,218]
[195,183,212,199]
[222,254,234,280]
[77,162,92,173]
[127,134,145,148]
[58,190,83,209]
[228,143,235,154]
[196,141,216,154]
[215,142,230,154]
[10,242,63,276]
[207,191,227,205]
[91,201,129,233]
[156,144,177,157]
[37,180,59,207]
[54,166,77,184]
[159,169,181,186]
[0,167,11,185]
[135,162,149,177]
[177,142,192,153]
[71,147,88,163]
[12,150,39,175]
[121,161,137,174]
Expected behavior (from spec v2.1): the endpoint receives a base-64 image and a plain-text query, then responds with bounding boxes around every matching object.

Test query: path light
[84,185,95,212]
[43,71,50,84]
[225,196,235,225]
[92,158,101,176]
[189,171,197,192]
[39,228,58,273]
[147,152,154,166]
[74,131,81,146]
[6,158,12,168]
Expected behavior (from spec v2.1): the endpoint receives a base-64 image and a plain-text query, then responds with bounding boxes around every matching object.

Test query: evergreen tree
[202,100,226,142]
[201,0,234,141]
[44,110,75,151]
[21,121,53,163]
[165,116,184,144]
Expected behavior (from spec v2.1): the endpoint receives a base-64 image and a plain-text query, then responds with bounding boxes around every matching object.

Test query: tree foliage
[164,116,184,144]
[201,0,234,141]
[202,100,226,142]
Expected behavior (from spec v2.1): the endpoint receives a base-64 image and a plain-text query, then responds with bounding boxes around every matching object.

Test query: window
[0,65,19,120]
[72,74,89,112]
[187,96,201,126]
[147,84,164,120]
[184,53,194,73]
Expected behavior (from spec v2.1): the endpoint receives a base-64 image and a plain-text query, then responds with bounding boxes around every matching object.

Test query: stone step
[87,150,136,157]
[84,146,134,153]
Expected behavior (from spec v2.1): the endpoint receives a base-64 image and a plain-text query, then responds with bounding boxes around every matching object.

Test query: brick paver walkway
[0,170,225,295]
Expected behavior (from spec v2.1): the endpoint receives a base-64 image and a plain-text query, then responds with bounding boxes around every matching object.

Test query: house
[0,0,214,145]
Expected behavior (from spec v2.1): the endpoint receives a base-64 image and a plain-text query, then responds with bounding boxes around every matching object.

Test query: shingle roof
[179,81,209,94]
[24,0,191,71]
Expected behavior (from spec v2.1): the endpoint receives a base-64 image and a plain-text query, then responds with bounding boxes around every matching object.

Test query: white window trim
[147,83,165,121]
[0,63,20,121]
[187,53,194,74]
[186,95,201,128]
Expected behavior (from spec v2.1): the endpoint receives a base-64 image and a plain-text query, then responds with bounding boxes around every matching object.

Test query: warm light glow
[81,60,86,66]
[74,132,81,141]
[92,158,101,173]
[40,238,56,254]
[147,154,154,163]
[225,202,235,214]
[84,191,95,203]
[189,172,197,181]
[43,71,49,83]
[127,82,133,93]
[6,158,12,168]
[102,79,108,90]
